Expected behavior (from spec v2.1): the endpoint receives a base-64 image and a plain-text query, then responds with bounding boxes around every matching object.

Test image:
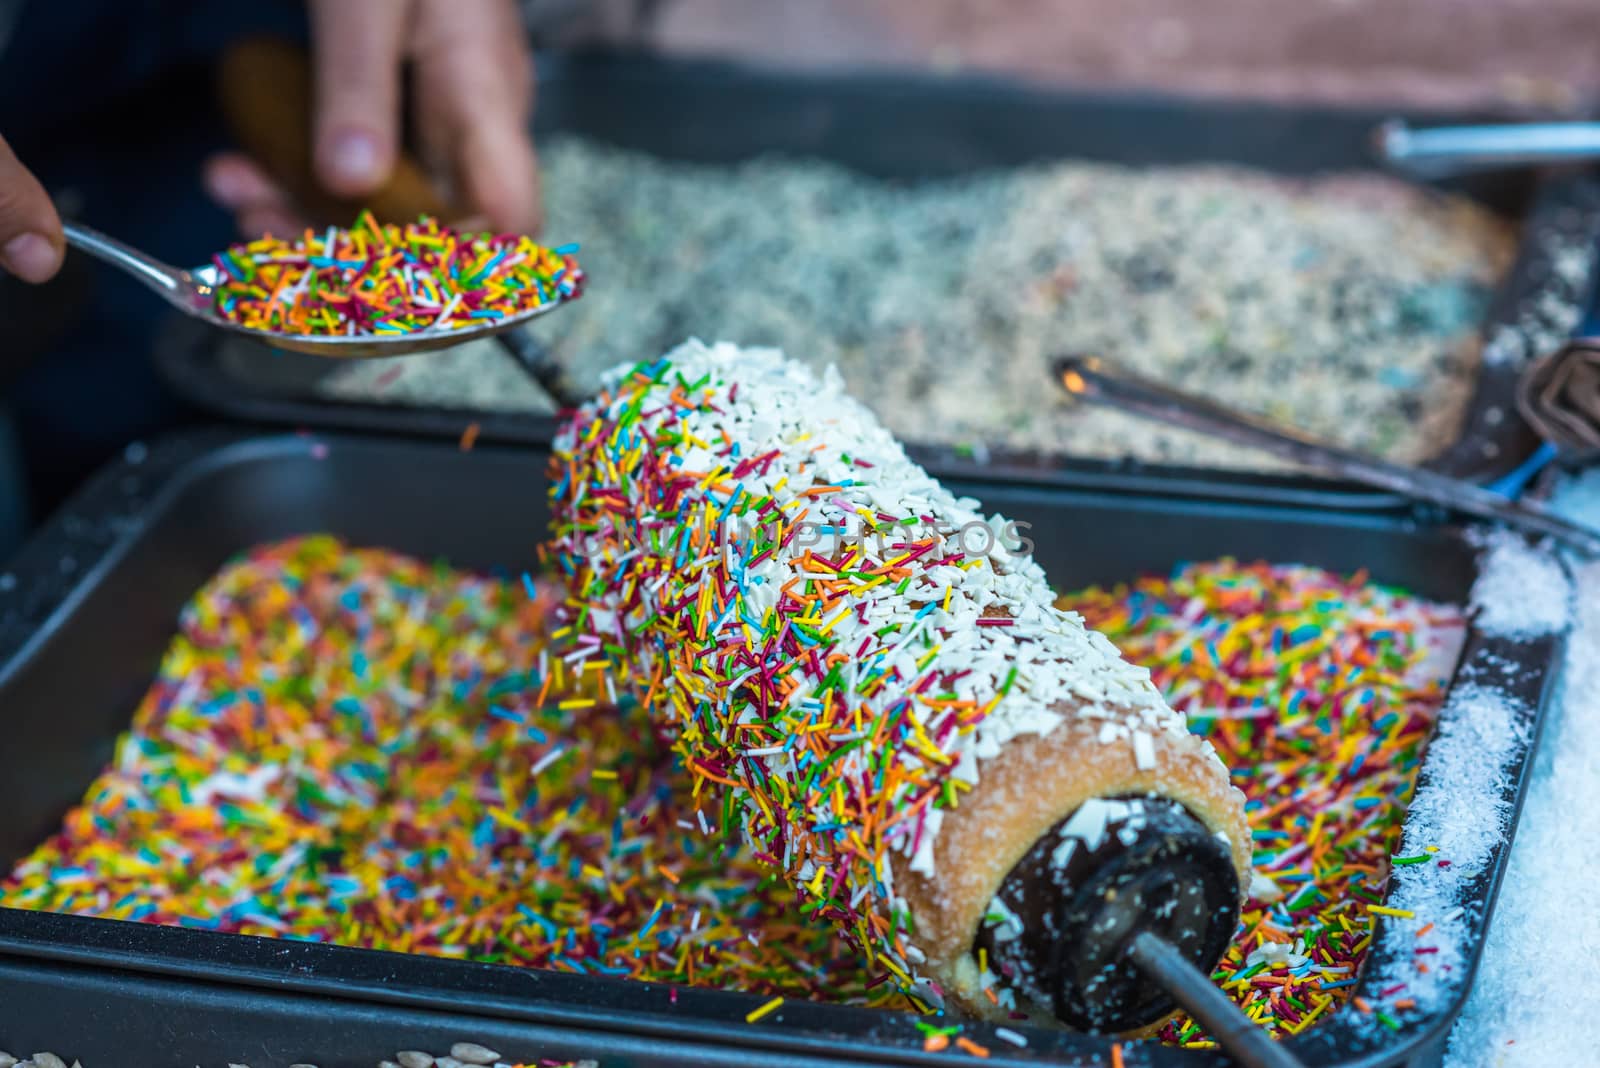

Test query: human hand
[205,0,540,238]
[0,131,65,283]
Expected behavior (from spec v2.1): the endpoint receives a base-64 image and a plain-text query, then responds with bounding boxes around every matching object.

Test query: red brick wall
[561,0,1600,112]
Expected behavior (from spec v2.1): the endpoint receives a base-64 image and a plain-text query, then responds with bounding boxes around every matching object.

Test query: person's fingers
[204,154,310,239]
[457,113,542,235]
[307,0,409,197]
[412,0,541,233]
[237,207,308,242]
[0,132,64,283]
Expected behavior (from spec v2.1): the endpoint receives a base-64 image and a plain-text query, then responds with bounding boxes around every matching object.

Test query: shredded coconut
[1446,472,1600,1067]
[1249,869,1284,904]
[1468,529,1572,639]
[1369,529,1571,1029]
[1371,686,1528,1017]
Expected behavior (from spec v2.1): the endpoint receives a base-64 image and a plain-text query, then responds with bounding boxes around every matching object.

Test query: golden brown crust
[895,709,1250,1029]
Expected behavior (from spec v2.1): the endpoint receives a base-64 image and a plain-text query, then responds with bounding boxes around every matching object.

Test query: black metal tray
[0,431,1564,1068]
[153,50,1600,491]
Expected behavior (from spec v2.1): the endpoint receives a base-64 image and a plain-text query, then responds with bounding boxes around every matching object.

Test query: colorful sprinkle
[745,995,784,1023]
[1368,905,1416,918]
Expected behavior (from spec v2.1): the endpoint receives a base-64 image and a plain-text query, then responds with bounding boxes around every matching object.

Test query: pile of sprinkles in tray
[0,537,1462,1052]
[209,212,583,337]
[0,536,883,1004]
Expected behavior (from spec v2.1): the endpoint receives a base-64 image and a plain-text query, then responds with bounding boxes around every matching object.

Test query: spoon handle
[218,37,452,226]
[496,330,587,410]
[1054,355,1600,557]
[63,222,192,304]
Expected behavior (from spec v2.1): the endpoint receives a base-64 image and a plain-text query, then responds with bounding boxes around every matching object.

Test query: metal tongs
[1055,355,1600,558]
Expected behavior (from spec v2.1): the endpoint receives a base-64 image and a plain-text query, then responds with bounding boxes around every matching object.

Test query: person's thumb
[308,0,407,196]
[0,133,64,284]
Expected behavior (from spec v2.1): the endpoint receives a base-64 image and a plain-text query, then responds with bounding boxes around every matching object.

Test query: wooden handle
[217,36,454,226]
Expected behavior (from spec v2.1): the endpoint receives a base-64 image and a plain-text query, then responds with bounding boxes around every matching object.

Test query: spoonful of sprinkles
[60,211,583,359]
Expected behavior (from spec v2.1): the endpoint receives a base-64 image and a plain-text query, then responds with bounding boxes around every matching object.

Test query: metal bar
[1376,119,1600,177]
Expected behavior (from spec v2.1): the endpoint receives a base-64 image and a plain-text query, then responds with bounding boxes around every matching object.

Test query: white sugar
[1468,529,1572,639]
[1446,470,1600,1067]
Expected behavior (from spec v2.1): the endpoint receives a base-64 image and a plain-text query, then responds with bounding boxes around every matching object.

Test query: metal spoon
[1055,355,1600,557]
[63,220,573,360]
[1374,118,1600,178]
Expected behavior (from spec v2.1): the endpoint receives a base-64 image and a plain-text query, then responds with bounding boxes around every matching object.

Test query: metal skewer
[1130,933,1307,1068]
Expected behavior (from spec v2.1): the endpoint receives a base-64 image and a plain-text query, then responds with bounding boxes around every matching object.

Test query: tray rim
[0,429,1569,1068]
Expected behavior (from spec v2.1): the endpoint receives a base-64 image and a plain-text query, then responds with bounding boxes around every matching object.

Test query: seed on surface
[450,1046,499,1066]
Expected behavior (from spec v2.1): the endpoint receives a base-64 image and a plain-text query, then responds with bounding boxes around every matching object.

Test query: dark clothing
[0,1,306,536]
